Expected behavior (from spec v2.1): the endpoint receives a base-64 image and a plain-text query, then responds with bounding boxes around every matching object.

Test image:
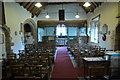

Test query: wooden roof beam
[94,2,99,7]
[28,2,36,11]
[26,2,34,10]
[36,3,48,16]
[30,7,38,15]
[27,2,35,11]
[36,7,45,16]
[25,0,35,9]
[89,2,96,12]
[30,2,47,16]
[48,2,79,5]
[31,6,37,12]
[21,2,29,8]
[97,2,102,5]
[18,2,23,6]
[90,2,97,8]
[92,2,98,7]
[79,2,88,13]
[36,10,42,17]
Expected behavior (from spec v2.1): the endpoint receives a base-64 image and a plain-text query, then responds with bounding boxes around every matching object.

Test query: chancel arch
[115,24,120,51]
[37,20,87,46]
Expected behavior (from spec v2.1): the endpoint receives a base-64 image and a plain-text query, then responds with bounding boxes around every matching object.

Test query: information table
[83,57,110,79]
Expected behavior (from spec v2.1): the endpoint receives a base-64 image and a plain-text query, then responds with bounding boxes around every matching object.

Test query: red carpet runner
[51,47,78,80]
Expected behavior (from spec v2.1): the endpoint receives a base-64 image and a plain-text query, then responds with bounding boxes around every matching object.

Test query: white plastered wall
[38,4,87,20]
[87,2,119,50]
[4,2,38,53]
[37,3,87,42]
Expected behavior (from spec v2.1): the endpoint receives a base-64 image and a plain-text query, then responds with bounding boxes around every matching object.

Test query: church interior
[0,1,120,80]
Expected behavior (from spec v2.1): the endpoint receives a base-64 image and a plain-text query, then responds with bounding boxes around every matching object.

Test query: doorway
[23,18,37,45]
[0,27,6,59]
[0,25,11,59]
[115,24,120,50]
[24,23,34,44]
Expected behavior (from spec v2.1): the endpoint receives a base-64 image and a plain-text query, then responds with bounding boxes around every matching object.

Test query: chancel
[0,1,120,80]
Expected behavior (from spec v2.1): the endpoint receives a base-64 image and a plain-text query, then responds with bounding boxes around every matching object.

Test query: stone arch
[115,23,120,51]
[23,18,37,45]
[0,25,11,59]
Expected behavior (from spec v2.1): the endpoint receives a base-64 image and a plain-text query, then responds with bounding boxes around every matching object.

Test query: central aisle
[51,47,78,80]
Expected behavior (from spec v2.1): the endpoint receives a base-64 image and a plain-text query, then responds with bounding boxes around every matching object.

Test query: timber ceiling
[16,2,103,17]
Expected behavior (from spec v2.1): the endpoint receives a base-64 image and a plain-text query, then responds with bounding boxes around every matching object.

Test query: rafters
[17,2,103,17]
[21,2,28,7]
[26,2,34,10]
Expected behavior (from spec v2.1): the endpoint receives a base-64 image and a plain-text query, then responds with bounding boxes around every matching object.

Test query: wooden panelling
[38,20,87,28]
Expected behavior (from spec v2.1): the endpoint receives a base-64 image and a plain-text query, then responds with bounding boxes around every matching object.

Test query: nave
[2,43,120,80]
[51,47,78,80]
[2,45,80,80]
[1,2,120,80]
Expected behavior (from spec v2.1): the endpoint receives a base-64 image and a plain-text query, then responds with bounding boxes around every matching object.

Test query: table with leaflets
[83,57,110,79]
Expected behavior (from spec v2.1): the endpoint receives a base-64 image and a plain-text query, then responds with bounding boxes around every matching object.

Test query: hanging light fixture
[75,4,80,19]
[35,3,42,8]
[83,2,91,7]
[75,12,80,18]
[45,13,50,19]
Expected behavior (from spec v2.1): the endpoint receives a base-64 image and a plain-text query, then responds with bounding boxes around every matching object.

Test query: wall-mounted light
[35,3,42,8]
[83,2,91,7]
[45,13,50,19]
[75,12,80,18]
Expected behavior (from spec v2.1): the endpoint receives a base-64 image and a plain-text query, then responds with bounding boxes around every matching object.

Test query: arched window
[56,24,67,36]
[89,15,100,43]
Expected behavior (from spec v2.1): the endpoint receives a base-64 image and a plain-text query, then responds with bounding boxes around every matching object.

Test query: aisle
[51,47,78,80]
